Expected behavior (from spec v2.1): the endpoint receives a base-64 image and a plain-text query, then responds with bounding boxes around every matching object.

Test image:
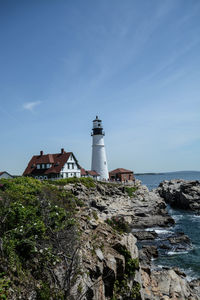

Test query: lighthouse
[91,116,109,180]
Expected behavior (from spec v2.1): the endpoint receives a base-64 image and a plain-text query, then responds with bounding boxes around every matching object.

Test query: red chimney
[61,148,64,154]
[40,151,43,156]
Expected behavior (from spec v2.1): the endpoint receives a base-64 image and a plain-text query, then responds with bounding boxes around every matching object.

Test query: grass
[47,177,96,188]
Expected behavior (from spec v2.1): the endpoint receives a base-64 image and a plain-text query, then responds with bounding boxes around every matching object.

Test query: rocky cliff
[71,180,200,300]
[0,177,200,299]
[156,179,200,211]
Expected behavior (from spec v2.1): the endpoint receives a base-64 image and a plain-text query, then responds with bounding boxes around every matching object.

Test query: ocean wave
[167,250,189,256]
[145,228,172,234]
[145,228,157,232]
[155,229,172,234]
[172,215,183,222]
[193,215,200,219]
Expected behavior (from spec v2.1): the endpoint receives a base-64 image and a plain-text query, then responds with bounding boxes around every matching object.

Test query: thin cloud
[23,101,41,112]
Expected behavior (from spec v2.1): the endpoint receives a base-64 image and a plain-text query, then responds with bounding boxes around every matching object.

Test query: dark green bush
[47,177,95,188]
[125,186,137,197]
[112,245,141,299]
[106,216,131,234]
[0,177,80,298]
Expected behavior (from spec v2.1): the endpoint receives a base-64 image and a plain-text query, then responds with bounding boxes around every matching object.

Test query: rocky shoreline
[156,179,200,211]
[67,179,200,299]
[1,177,200,299]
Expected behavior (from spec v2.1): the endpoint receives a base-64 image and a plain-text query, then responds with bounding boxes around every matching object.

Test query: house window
[42,164,45,169]
[72,163,74,169]
[37,164,40,169]
[65,173,68,178]
[67,163,70,169]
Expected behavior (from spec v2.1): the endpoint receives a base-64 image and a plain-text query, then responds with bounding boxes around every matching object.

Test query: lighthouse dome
[93,116,102,129]
[92,116,104,135]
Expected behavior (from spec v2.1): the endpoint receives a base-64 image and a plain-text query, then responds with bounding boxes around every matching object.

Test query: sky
[0,0,200,174]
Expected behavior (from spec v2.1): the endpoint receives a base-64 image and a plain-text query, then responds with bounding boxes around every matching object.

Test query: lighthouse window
[104,161,106,165]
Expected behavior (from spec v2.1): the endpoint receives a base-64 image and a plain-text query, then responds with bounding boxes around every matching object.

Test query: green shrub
[125,187,137,197]
[0,177,80,298]
[0,273,10,300]
[47,177,95,188]
[36,282,51,300]
[92,211,98,220]
[111,245,141,299]
[105,216,131,234]
[112,278,141,300]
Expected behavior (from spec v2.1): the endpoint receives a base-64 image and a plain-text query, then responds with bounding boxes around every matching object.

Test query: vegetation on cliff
[0,177,82,299]
[0,177,141,300]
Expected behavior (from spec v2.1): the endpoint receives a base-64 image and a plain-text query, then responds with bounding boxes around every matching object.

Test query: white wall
[91,135,109,180]
[60,154,81,178]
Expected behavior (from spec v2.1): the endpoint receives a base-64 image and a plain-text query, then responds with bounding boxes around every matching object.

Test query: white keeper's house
[23,149,81,180]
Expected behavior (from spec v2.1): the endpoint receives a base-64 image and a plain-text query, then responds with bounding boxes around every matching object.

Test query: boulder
[141,267,200,299]
[133,230,158,240]
[157,180,200,211]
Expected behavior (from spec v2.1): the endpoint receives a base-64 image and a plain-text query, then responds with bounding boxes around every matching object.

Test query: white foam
[168,251,188,256]
[155,229,172,234]
[172,215,183,222]
[145,228,157,232]
[193,215,200,219]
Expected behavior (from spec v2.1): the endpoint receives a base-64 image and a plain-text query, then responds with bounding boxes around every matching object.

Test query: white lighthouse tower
[91,116,109,180]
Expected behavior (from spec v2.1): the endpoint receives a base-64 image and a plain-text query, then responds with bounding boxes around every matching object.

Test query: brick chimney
[40,150,43,156]
[61,148,64,154]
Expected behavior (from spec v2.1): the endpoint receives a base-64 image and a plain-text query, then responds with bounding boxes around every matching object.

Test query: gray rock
[133,230,158,240]
[157,180,200,211]
[95,248,104,261]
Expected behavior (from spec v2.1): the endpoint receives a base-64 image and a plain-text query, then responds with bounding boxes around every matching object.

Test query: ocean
[135,171,200,279]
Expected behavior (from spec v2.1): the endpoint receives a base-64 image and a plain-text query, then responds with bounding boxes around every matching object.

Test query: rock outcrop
[156,179,200,211]
[71,180,174,229]
[67,208,143,300]
[141,267,200,300]
[67,181,200,300]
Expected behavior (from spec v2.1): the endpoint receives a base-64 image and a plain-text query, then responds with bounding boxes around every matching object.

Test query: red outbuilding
[109,168,134,182]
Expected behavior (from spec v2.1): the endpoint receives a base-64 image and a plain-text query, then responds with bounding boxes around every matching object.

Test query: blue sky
[0,0,200,174]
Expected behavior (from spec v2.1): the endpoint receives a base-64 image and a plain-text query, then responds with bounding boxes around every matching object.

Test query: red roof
[81,168,87,176]
[109,168,133,174]
[23,150,78,176]
[87,170,99,176]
